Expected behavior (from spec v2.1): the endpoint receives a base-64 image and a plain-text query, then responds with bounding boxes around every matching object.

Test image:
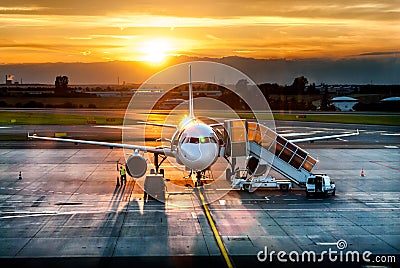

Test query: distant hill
[0,55,399,85]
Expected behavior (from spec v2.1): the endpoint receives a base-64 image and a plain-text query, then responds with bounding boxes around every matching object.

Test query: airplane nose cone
[180,145,201,161]
[179,143,218,170]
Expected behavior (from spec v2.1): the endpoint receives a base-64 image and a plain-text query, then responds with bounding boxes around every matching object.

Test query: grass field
[0,112,124,125]
[271,113,400,126]
[0,111,399,126]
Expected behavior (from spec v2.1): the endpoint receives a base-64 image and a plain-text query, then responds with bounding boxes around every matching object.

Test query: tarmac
[0,122,399,267]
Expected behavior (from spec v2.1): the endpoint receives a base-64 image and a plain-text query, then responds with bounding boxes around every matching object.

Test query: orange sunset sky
[0,0,399,64]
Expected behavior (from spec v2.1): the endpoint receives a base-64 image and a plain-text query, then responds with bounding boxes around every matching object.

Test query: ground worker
[119,165,127,185]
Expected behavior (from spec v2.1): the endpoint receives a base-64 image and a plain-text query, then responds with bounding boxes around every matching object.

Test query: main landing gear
[153,153,167,174]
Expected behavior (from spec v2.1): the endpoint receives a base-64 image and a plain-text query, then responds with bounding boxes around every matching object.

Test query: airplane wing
[289,129,359,143]
[28,133,170,155]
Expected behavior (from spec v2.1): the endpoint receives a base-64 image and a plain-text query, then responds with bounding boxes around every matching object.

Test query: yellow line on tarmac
[199,189,234,268]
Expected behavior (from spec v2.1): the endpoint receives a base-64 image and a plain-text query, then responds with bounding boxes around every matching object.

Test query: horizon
[1,55,399,85]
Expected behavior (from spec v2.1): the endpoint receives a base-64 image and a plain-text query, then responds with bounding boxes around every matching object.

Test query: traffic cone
[360,168,365,177]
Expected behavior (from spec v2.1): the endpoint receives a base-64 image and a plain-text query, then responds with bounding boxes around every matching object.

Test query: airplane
[28,65,359,186]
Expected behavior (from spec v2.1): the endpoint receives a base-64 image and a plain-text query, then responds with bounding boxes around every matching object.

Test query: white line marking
[384,145,399,149]
[215,188,233,191]
[93,125,139,129]
[282,132,318,137]
[365,202,400,205]
[283,198,297,201]
[209,207,400,211]
[381,133,400,136]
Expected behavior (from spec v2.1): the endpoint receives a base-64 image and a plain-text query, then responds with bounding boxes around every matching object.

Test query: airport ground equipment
[224,119,318,188]
[231,168,291,192]
[305,174,336,196]
[143,169,166,202]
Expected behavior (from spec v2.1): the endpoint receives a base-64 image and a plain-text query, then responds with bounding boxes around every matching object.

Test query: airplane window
[199,137,207,143]
[210,137,218,143]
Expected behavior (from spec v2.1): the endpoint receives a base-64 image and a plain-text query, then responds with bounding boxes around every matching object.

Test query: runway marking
[209,207,400,212]
[282,132,321,137]
[199,189,234,268]
[283,198,297,201]
[370,161,400,171]
[384,145,399,149]
[365,202,400,205]
[92,125,140,130]
[215,188,234,191]
[1,206,398,220]
[236,198,270,201]
[381,133,400,136]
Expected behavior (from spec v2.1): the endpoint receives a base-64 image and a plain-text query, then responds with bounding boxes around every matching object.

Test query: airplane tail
[189,65,194,119]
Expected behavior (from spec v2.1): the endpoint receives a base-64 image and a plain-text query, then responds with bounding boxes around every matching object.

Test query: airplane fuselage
[173,121,219,171]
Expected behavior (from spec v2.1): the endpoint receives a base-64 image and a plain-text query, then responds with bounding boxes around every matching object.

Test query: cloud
[0,5,47,14]
[357,51,399,56]
[206,34,222,40]
[2,1,399,20]
[1,1,399,63]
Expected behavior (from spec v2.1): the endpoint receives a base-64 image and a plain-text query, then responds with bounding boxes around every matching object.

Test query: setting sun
[140,39,173,63]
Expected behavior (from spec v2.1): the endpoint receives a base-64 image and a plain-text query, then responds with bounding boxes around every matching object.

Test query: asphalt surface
[0,119,399,149]
[0,121,399,268]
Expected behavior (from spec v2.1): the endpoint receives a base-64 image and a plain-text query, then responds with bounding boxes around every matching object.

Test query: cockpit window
[189,137,200,144]
[183,136,218,144]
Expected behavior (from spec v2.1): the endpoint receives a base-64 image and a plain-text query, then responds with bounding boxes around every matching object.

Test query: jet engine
[126,154,147,178]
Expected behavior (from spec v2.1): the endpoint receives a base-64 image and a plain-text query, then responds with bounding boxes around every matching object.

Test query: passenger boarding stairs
[224,119,317,186]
